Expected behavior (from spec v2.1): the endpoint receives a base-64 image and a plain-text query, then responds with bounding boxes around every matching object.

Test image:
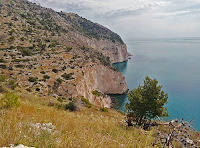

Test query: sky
[28,0,200,39]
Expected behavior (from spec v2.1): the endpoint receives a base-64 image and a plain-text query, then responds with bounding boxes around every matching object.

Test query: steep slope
[0,0,129,108]
[63,13,129,63]
[76,64,128,108]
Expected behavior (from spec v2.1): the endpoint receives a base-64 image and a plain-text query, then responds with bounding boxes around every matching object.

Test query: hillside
[0,0,200,147]
[0,0,129,107]
[0,85,200,148]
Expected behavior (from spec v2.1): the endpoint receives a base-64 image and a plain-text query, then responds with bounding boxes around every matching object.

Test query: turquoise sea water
[112,37,200,131]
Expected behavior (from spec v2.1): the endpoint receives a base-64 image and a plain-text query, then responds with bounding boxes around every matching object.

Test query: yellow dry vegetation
[0,93,158,148]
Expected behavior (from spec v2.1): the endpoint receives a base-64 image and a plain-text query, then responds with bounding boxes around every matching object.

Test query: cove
[111,37,200,132]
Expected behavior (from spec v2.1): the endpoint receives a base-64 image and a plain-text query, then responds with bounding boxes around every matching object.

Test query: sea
[111,37,200,132]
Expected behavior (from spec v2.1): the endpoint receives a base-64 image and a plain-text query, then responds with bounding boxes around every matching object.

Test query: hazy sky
[28,0,200,39]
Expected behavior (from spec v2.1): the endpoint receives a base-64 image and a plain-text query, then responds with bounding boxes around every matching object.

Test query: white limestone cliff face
[76,64,128,108]
[75,34,130,63]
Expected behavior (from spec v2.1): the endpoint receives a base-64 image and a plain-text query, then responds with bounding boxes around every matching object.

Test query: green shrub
[56,78,62,84]
[15,64,24,68]
[8,80,18,90]
[91,90,102,97]
[100,107,108,112]
[20,48,32,56]
[81,96,91,108]
[0,92,20,109]
[20,37,25,41]
[43,75,50,79]
[52,69,58,73]
[61,73,74,80]
[0,65,6,69]
[40,71,45,74]
[35,88,40,91]
[45,38,50,42]
[62,66,66,71]
[56,104,65,110]
[0,58,6,63]
[8,66,13,70]
[9,46,16,50]
[110,66,119,71]
[57,97,63,102]
[8,36,15,42]
[28,77,38,83]
[0,75,6,82]
[48,41,60,48]
[65,47,72,52]
[65,102,77,111]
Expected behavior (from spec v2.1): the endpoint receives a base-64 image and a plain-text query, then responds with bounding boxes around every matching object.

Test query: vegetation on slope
[0,1,199,147]
[0,89,200,147]
[0,75,200,147]
[0,0,121,101]
[62,13,124,44]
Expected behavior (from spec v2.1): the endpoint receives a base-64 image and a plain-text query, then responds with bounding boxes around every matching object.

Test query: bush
[8,80,18,90]
[40,71,45,74]
[91,90,102,97]
[100,107,108,112]
[110,66,119,71]
[0,75,6,82]
[28,77,38,83]
[57,97,63,102]
[15,64,24,68]
[81,96,91,108]
[20,48,32,56]
[52,69,58,73]
[56,78,62,84]
[43,75,50,79]
[62,66,66,71]
[0,65,6,69]
[125,76,169,125]
[61,73,74,80]
[0,92,20,109]
[56,104,65,110]
[48,41,60,48]
[65,47,72,52]
[0,58,6,63]
[8,36,15,42]
[65,102,77,111]
[35,88,40,91]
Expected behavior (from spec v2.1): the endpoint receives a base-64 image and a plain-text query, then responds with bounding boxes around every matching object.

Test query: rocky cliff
[76,64,128,108]
[0,0,129,108]
[75,34,129,63]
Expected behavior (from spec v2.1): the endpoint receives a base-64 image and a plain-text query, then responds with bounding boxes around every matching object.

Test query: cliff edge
[76,64,128,108]
[0,0,129,108]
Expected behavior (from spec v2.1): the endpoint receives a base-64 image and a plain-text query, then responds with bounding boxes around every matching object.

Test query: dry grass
[0,93,158,148]
[1,91,199,148]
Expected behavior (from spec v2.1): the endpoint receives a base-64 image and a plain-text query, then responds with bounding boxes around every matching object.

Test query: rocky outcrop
[75,34,130,63]
[76,64,128,108]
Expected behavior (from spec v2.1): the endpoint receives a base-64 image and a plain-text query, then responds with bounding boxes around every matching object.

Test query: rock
[75,34,130,63]
[0,144,34,148]
[76,64,128,108]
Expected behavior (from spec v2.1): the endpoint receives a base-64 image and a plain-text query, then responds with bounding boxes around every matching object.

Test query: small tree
[125,76,169,125]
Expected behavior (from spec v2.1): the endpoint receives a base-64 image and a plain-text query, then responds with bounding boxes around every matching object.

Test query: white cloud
[27,0,200,38]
